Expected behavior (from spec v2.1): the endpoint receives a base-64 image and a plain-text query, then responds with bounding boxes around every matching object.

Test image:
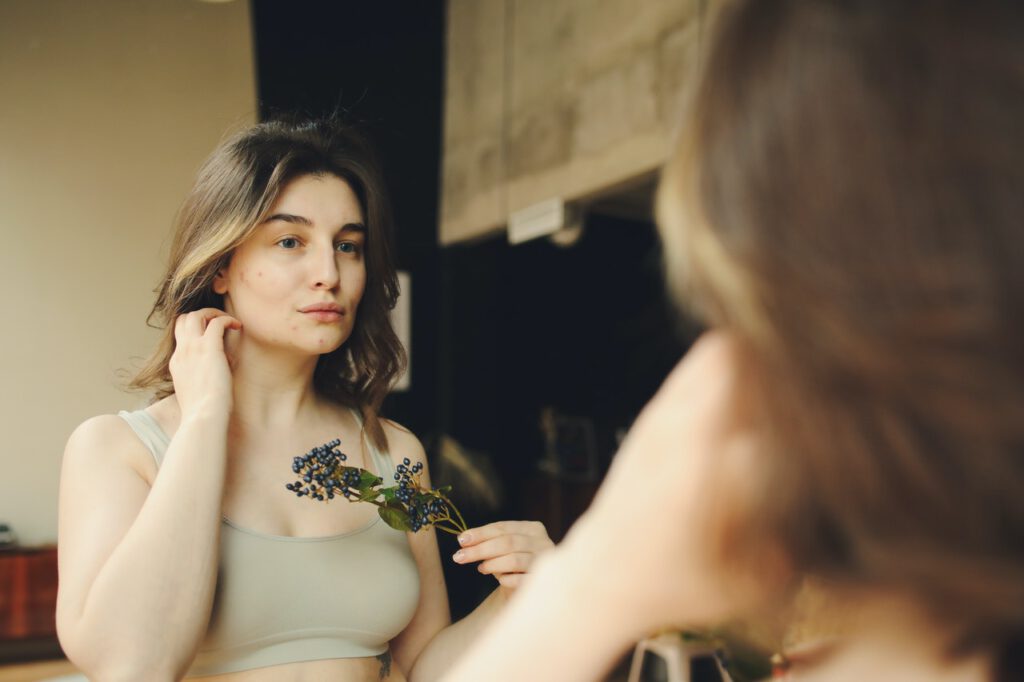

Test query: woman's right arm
[56,310,240,682]
[441,333,791,682]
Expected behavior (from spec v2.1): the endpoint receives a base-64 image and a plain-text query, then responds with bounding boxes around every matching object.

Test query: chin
[307,334,348,356]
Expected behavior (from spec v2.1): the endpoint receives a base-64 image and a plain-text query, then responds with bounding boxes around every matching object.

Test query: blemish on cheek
[257,271,262,278]
[290,325,298,331]
[318,339,324,346]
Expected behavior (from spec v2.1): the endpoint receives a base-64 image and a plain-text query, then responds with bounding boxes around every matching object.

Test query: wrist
[178,405,231,431]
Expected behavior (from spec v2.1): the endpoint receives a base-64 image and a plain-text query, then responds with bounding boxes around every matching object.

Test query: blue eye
[335,241,360,254]
[277,237,300,249]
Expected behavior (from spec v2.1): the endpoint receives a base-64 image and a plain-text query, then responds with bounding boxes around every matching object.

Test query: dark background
[252,0,697,618]
[253,0,447,440]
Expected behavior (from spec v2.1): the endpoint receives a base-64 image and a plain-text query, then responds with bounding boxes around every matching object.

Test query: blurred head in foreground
[658,0,1023,670]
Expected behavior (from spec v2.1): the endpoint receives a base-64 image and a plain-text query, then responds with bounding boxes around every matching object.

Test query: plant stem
[437,490,467,531]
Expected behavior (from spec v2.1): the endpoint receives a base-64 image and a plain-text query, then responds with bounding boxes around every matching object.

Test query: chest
[192,519,422,670]
[220,427,384,538]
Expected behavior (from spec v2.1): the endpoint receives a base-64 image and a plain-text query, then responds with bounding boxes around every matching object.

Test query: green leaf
[379,487,397,502]
[378,502,411,531]
[354,486,381,502]
[360,470,383,488]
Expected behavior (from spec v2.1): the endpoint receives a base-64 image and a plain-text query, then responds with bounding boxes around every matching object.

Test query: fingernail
[452,550,464,563]
[458,532,471,545]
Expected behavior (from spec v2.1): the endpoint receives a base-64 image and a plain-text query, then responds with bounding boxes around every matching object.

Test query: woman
[55,119,552,681]
[443,1,1024,680]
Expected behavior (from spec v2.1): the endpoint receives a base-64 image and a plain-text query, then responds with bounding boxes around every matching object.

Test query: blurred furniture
[0,546,61,663]
[628,632,732,682]
[522,473,601,543]
[526,409,604,542]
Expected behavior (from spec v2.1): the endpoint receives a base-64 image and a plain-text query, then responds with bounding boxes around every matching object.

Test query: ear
[212,269,229,295]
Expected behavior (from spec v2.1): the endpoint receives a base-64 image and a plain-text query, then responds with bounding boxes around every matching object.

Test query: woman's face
[213,173,367,357]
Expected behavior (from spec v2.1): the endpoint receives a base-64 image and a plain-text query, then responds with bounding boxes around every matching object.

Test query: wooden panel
[440,0,703,245]
[441,0,508,244]
[0,548,57,641]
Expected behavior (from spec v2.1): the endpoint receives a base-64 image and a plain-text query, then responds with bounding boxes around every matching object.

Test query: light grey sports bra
[117,408,421,678]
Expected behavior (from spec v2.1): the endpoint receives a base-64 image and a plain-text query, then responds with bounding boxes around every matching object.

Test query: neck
[228,338,324,429]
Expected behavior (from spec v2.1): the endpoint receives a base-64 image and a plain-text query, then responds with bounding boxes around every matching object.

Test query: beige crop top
[117,408,421,678]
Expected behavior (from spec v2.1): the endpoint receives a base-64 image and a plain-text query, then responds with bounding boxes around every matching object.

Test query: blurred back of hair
[658,0,1024,673]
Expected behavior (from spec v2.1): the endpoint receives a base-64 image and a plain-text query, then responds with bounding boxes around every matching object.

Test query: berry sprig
[285,438,468,535]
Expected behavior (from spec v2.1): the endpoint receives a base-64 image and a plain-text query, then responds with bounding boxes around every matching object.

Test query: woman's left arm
[384,424,553,681]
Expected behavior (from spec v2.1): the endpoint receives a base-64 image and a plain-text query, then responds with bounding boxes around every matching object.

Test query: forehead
[269,173,364,224]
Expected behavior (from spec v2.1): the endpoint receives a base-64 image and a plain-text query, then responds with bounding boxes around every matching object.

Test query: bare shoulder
[64,413,157,483]
[380,419,429,471]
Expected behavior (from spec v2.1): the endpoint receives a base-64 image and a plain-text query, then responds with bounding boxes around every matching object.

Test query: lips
[299,302,344,314]
[299,302,345,323]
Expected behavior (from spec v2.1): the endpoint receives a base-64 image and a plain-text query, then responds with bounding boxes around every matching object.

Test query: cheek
[241,266,286,291]
[345,267,367,304]
[230,269,290,317]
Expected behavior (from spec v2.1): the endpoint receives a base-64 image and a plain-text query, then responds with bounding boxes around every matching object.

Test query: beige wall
[441,0,702,245]
[0,0,256,546]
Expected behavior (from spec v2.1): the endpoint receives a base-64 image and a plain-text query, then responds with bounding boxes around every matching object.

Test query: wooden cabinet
[441,0,704,244]
[0,547,58,641]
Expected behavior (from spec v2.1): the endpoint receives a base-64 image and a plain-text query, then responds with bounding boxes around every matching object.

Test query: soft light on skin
[212,173,367,359]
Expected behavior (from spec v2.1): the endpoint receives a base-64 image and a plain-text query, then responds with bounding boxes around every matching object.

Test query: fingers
[475,552,534,576]
[204,313,242,342]
[457,520,549,549]
[170,309,242,382]
[174,309,242,343]
[452,521,554,590]
[453,531,551,564]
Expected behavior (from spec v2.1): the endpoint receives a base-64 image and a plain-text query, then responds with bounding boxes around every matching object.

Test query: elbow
[67,653,178,682]
[56,613,94,678]
[57,617,178,682]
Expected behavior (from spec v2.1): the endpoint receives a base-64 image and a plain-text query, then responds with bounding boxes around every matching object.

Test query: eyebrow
[263,213,312,226]
[263,213,367,234]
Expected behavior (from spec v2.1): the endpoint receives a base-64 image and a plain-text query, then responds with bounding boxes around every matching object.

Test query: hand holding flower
[452,520,554,591]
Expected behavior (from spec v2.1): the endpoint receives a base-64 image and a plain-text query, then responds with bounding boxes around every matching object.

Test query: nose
[310,241,340,290]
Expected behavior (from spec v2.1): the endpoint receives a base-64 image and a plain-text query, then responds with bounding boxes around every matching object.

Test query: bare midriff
[190,654,407,682]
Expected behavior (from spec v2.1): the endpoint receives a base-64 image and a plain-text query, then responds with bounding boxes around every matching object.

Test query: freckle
[318,339,324,346]
[290,325,297,331]
[257,271,262,277]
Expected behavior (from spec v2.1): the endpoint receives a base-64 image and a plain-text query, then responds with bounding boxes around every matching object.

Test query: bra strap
[117,409,170,468]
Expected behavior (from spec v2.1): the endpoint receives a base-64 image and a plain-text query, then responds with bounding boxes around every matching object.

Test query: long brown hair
[659,0,1024,673]
[132,118,405,450]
